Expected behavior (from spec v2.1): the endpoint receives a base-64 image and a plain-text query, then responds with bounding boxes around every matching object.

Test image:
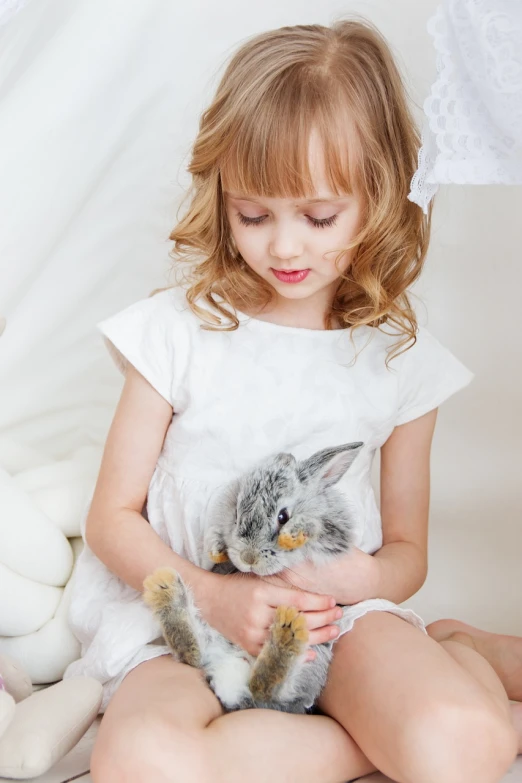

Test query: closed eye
[236,212,338,229]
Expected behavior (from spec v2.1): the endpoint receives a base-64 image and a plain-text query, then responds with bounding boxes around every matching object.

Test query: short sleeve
[97,289,189,408]
[396,327,474,426]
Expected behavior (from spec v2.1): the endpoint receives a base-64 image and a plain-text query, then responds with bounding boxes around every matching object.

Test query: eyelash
[236,212,339,229]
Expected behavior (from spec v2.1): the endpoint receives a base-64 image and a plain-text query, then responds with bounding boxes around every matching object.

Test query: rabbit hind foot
[249,606,308,702]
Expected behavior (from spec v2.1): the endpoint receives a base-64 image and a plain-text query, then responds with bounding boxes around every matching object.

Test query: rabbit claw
[143,567,182,612]
[271,605,309,653]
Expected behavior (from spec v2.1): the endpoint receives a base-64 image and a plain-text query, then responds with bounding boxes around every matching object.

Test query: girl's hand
[261,547,380,606]
[194,571,343,658]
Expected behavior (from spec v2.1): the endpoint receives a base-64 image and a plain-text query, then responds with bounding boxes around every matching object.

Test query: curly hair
[166,17,433,361]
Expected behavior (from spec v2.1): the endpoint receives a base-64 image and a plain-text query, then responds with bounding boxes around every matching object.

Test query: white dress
[63,285,474,711]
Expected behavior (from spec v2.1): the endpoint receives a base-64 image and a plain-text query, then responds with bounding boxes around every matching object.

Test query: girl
[64,17,520,783]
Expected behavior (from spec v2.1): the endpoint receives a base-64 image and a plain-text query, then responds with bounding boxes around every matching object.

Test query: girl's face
[223,134,363,323]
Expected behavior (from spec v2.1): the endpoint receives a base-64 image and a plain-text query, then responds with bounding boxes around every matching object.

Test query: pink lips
[271,268,310,283]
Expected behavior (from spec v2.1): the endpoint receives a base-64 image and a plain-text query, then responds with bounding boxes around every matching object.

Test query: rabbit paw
[143,567,182,613]
[249,606,309,702]
[209,549,229,563]
[271,606,309,654]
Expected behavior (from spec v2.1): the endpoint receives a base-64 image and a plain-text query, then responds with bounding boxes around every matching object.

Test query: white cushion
[0,576,81,683]
[0,437,48,475]
[0,654,32,702]
[0,616,81,685]
[13,455,98,537]
[0,539,85,681]
[0,469,73,586]
[0,563,62,636]
[0,677,102,779]
[0,690,15,738]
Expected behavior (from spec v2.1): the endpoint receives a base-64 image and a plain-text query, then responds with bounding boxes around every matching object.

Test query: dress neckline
[234,306,349,336]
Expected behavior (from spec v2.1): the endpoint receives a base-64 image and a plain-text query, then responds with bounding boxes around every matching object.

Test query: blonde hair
[168,17,433,360]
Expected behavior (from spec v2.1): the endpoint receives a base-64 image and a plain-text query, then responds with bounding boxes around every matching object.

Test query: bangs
[219,76,358,200]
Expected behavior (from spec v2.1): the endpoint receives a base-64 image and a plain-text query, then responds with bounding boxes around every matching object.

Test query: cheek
[314,232,349,272]
[233,229,266,264]
[324,215,362,267]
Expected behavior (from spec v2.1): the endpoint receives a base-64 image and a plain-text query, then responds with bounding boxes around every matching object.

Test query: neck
[252,285,341,330]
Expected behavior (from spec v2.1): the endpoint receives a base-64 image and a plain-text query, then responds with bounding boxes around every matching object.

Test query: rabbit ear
[272,452,296,469]
[297,442,364,489]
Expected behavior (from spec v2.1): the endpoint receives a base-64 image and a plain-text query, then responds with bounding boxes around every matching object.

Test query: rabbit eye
[277,508,290,525]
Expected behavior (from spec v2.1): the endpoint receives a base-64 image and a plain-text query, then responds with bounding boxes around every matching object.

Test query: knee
[425,619,451,639]
[90,717,214,783]
[399,701,518,783]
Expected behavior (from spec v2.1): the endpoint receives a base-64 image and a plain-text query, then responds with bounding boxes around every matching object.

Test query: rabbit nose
[241,550,257,565]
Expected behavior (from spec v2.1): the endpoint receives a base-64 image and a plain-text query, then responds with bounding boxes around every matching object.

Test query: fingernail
[329,598,336,607]
[331,627,340,638]
[335,609,343,619]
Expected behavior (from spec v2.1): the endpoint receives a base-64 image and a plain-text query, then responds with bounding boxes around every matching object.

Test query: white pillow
[0,563,62,636]
[0,677,102,779]
[0,690,15,738]
[0,469,73,586]
[0,538,85,681]
[13,455,98,537]
[0,575,81,683]
[0,654,32,702]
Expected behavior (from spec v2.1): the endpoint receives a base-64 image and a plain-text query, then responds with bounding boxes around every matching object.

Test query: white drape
[409,0,522,212]
[0,0,196,466]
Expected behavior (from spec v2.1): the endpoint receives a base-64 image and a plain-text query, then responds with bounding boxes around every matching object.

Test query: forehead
[220,123,358,200]
[224,192,350,206]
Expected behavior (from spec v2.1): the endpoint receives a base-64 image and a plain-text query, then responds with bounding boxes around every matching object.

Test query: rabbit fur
[143,441,363,713]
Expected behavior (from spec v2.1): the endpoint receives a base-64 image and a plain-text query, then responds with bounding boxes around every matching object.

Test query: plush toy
[0,442,104,777]
[0,446,100,681]
[0,653,102,779]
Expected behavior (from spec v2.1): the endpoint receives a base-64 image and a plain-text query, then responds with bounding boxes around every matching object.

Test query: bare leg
[512,703,522,754]
[317,612,518,783]
[91,618,519,783]
[91,655,375,783]
[206,706,375,783]
[428,619,522,754]
[427,619,522,700]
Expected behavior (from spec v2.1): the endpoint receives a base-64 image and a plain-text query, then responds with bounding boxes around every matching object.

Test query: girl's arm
[85,364,210,593]
[263,409,437,605]
[85,364,339,657]
[371,406,437,603]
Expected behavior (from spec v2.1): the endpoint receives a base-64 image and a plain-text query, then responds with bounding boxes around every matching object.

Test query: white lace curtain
[408,0,522,213]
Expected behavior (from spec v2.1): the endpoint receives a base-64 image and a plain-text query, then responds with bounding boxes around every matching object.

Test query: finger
[302,607,343,631]
[270,589,336,611]
[307,625,341,646]
[305,649,316,662]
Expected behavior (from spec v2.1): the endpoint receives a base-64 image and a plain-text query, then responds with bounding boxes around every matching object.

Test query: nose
[241,550,257,565]
[269,222,303,262]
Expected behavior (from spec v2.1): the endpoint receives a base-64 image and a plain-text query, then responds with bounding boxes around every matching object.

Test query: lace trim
[408,0,522,213]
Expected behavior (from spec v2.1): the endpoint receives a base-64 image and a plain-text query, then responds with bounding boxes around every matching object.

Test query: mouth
[271,268,310,283]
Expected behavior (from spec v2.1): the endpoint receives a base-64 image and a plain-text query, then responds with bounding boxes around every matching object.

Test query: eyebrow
[224,192,348,205]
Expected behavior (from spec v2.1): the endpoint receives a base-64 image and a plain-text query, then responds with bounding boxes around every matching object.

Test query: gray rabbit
[143,441,363,713]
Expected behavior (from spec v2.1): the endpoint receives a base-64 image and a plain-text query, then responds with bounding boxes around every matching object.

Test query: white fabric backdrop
[0,0,521,632]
